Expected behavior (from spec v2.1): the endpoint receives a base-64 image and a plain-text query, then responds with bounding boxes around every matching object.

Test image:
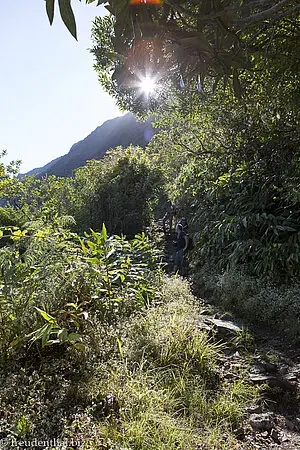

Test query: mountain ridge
[22,113,156,178]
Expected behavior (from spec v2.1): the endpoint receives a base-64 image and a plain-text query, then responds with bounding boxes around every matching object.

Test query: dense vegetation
[0,167,260,449]
[0,0,299,448]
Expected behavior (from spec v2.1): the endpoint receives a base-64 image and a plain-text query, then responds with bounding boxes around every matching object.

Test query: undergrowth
[192,263,300,336]
[0,276,259,450]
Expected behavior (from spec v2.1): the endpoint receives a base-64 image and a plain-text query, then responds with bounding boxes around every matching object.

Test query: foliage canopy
[90,0,300,111]
[44,1,300,111]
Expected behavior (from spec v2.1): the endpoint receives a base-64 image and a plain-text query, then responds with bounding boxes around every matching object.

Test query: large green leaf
[58,0,77,40]
[102,222,107,241]
[85,0,106,4]
[35,307,56,324]
[46,0,55,25]
[233,69,243,98]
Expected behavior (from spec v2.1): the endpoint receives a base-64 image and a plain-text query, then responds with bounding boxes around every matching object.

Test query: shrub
[73,147,162,236]
[0,220,162,358]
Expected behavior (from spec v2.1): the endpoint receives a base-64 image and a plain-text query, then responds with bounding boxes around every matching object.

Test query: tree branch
[234,0,294,24]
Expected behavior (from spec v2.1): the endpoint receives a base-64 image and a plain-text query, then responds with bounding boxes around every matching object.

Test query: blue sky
[0,1,122,173]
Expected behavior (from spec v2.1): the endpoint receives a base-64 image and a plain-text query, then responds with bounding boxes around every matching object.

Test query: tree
[0,150,22,200]
[144,43,299,279]
[44,1,300,110]
[89,0,300,111]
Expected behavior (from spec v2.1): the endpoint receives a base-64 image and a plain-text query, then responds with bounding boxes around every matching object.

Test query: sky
[0,1,122,173]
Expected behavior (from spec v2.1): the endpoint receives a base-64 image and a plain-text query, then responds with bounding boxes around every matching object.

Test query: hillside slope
[23,113,156,178]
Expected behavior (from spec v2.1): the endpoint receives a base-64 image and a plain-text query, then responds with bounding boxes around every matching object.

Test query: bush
[73,147,162,236]
[0,220,162,358]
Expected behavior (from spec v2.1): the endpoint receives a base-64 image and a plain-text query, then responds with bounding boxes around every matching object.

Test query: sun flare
[138,76,157,96]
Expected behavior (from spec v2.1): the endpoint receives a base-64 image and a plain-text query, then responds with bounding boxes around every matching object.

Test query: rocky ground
[213,317,300,449]
[160,229,300,449]
[241,328,300,449]
[193,302,300,449]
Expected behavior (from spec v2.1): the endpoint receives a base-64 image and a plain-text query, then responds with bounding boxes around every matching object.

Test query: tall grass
[0,276,259,449]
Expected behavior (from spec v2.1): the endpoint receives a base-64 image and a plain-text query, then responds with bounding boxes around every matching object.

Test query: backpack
[186,234,194,251]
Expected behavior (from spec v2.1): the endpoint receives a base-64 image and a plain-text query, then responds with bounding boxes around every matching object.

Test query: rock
[270,428,280,444]
[251,364,266,374]
[223,373,235,380]
[218,313,234,321]
[247,405,262,414]
[223,349,232,356]
[295,417,300,431]
[261,431,269,438]
[260,360,278,374]
[278,366,289,376]
[251,359,278,374]
[196,320,212,332]
[249,374,297,391]
[249,413,274,431]
[285,373,297,382]
[209,318,242,339]
[281,433,290,443]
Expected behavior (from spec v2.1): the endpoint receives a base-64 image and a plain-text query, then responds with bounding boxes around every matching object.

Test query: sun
[138,75,157,96]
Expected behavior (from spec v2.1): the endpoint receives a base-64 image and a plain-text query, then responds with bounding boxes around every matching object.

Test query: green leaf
[78,311,89,320]
[87,240,97,250]
[58,0,77,40]
[87,256,100,264]
[233,69,243,98]
[79,238,88,254]
[41,324,54,348]
[45,339,60,345]
[65,302,78,310]
[9,337,22,349]
[68,332,82,343]
[116,337,124,359]
[46,0,55,25]
[35,307,56,324]
[107,248,115,258]
[101,223,107,241]
[11,229,22,240]
[73,343,86,351]
[27,323,49,340]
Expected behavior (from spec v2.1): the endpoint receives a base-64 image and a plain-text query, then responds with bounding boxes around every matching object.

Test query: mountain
[24,113,156,178]
[23,156,63,177]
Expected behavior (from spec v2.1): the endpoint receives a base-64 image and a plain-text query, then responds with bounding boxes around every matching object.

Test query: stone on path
[249,373,297,391]
[249,413,274,431]
[209,318,242,339]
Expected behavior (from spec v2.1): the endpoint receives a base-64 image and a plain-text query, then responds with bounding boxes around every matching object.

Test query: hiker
[173,218,189,274]
[162,200,176,234]
[175,216,188,234]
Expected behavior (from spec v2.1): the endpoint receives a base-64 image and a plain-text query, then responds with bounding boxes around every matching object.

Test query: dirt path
[157,226,300,449]
[240,329,300,449]
[200,303,300,449]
